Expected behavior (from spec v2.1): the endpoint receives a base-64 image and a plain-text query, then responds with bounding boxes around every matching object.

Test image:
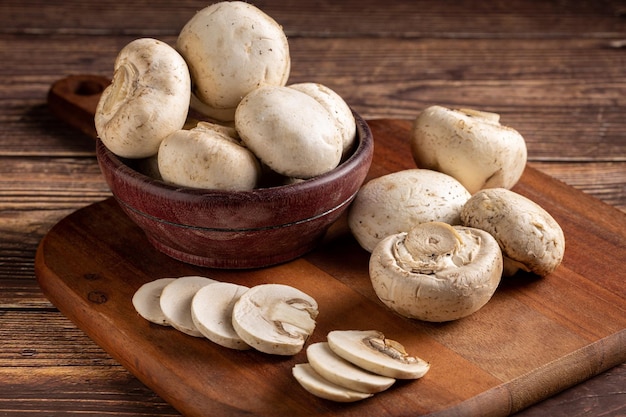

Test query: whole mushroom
[95,38,191,159]
[348,169,471,252]
[158,121,261,191]
[176,1,290,119]
[410,105,527,194]
[235,85,343,179]
[460,188,565,277]
[369,222,503,322]
[288,82,357,156]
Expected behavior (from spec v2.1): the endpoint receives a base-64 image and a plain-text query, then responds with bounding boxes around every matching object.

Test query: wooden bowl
[96,113,373,269]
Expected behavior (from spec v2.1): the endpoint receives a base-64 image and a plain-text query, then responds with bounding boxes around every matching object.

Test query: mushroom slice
[159,276,218,337]
[95,38,191,159]
[369,222,503,322]
[132,278,176,326]
[232,284,318,355]
[307,342,395,393]
[410,105,527,194]
[327,330,429,380]
[348,169,471,252]
[292,363,373,402]
[191,282,251,350]
[460,188,565,277]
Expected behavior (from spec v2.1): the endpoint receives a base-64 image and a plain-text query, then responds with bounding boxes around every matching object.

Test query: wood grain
[2,1,625,415]
[34,120,626,417]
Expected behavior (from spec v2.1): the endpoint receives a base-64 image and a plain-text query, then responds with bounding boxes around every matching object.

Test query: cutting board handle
[47,74,110,140]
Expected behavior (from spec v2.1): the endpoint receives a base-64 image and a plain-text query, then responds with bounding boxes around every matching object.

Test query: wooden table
[2,1,624,415]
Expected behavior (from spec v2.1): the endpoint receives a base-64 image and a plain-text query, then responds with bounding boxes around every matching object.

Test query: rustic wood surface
[1,0,625,416]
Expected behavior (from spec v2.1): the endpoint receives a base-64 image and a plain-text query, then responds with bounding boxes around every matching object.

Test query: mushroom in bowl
[95,111,373,269]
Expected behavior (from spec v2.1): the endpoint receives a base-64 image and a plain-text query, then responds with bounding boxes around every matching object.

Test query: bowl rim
[97,110,373,204]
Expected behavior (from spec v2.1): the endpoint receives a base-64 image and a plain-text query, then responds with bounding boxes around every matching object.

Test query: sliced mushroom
[288,82,356,156]
[232,284,318,355]
[191,282,251,350]
[158,122,261,191]
[348,169,471,252]
[159,276,217,337]
[369,222,503,322]
[326,330,430,379]
[176,1,290,115]
[95,38,191,158]
[410,105,527,194]
[132,278,176,326]
[235,85,343,179]
[292,363,373,402]
[460,188,565,277]
[306,342,396,394]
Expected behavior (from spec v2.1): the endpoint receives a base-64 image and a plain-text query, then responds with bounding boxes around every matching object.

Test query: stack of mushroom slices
[293,330,429,402]
[132,276,319,356]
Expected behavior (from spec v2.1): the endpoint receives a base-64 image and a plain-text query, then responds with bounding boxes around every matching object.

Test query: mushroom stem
[269,300,317,336]
[396,222,463,273]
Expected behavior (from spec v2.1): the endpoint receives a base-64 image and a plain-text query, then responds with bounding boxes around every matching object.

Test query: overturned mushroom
[176,1,290,118]
[158,121,261,191]
[369,222,503,322]
[348,169,471,252]
[410,106,527,194]
[460,188,565,277]
[95,38,191,159]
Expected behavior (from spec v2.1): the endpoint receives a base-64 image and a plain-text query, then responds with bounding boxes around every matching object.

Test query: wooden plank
[1,0,624,37]
[34,119,626,417]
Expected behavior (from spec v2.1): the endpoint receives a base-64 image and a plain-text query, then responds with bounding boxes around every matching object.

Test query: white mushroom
[460,188,565,277]
[288,82,357,155]
[306,342,396,394]
[369,222,503,322]
[232,284,318,355]
[132,278,176,326]
[159,276,217,337]
[176,1,290,117]
[95,38,191,158]
[348,169,471,252]
[191,282,250,350]
[326,330,430,379]
[410,105,528,194]
[158,121,261,191]
[292,363,373,402]
[235,85,343,179]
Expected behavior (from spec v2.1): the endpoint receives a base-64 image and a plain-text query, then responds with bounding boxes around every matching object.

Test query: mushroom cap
[460,188,565,277]
[288,82,357,155]
[369,222,503,322]
[95,38,191,159]
[232,283,318,355]
[235,85,343,179]
[158,122,261,191]
[410,105,527,194]
[348,169,471,252]
[176,1,290,110]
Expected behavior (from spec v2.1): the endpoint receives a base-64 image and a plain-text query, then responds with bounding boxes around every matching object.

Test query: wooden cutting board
[35,118,626,417]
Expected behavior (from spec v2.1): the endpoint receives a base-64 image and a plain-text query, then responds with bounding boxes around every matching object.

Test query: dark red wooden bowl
[96,112,373,269]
